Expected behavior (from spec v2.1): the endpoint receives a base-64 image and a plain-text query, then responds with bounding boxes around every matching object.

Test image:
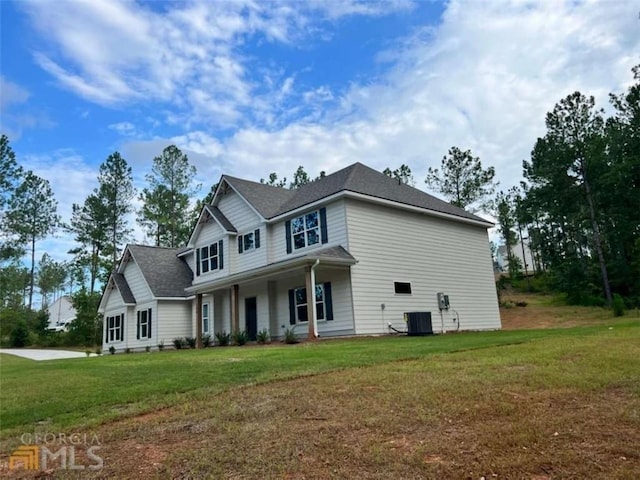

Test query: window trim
[394,282,412,295]
[202,302,210,335]
[290,210,320,251]
[196,239,223,276]
[136,308,152,340]
[106,313,124,343]
[286,207,327,254]
[238,228,260,254]
[200,242,219,273]
[289,282,334,325]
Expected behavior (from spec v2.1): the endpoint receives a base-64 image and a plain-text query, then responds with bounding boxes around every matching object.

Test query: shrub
[283,328,298,344]
[215,331,230,346]
[109,345,116,355]
[500,300,515,309]
[173,337,185,349]
[201,334,212,347]
[185,337,197,348]
[10,320,29,347]
[612,294,625,317]
[232,330,248,346]
[256,328,270,344]
[39,331,65,348]
[157,340,164,351]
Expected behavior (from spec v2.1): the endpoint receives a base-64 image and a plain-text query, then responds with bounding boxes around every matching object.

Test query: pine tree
[66,194,110,293]
[6,171,59,309]
[0,135,25,261]
[96,152,135,270]
[425,147,497,210]
[138,145,200,248]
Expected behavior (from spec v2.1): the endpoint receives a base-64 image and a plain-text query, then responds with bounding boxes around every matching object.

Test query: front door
[245,297,257,341]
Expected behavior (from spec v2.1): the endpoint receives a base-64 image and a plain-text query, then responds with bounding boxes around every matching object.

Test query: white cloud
[207,0,639,192]
[0,76,30,109]
[108,121,137,136]
[14,0,639,263]
[0,76,54,139]
[20,0,411,129]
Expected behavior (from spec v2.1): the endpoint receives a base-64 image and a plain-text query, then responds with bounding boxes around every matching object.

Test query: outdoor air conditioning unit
[404,312,433,336]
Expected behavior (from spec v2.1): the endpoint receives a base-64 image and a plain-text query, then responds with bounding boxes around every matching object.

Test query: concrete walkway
[0,348,98,361]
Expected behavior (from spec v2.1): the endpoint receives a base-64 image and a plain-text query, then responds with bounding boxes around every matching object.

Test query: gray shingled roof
[220,175,296,218]
[224,162,489,224]
[127,245,193,298]
[307,245,356,263]
[113,273,136,304]
[207,205,237,233]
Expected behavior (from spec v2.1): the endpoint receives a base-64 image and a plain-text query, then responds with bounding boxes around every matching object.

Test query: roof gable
[214,176,295,219]
[186,204,237,248]
[127,245,193,298]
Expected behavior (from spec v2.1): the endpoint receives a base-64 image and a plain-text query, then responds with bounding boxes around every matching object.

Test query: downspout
[310,259,320,338]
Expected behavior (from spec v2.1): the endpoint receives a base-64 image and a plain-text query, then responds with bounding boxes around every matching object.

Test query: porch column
[196,293,203,349]
[305,266,317,340]
[230,284,240,333]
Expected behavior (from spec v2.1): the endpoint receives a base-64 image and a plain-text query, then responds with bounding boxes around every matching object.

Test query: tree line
[1,64,637,347]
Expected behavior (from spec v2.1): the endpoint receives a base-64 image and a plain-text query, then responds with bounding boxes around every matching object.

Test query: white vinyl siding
[123,261,153,304]
[268,199,348,264]
[345,199,500,334]
[217,189,261,232]
[197,218,224,245]
[104,286,124,312]
[235,225,267,273]
[156,301,192,346]
[213,292,231,335]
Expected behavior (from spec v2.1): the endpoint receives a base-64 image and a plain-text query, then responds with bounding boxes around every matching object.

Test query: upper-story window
[285,207,327,254]
[238,229,261,254]
[197,240,224,276]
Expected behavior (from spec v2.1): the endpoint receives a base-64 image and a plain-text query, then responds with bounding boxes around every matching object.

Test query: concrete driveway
[0,348,98,361]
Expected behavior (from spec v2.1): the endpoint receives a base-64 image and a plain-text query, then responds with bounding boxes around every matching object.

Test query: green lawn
[1,320,638,448]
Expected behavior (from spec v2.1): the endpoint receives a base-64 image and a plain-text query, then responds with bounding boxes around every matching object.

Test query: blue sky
[1,0,638,274]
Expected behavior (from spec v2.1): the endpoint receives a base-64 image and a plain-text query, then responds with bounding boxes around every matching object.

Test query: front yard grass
[1,312,638,478]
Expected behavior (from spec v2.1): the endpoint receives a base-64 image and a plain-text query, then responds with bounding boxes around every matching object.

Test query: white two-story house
[98,162,501,351]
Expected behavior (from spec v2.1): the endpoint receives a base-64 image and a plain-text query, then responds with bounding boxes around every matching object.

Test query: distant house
[98,162,501,351]
[496,237,536,275]
[47,296,77,331]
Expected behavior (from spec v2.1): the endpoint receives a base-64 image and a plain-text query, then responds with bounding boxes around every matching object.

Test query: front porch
[187,248,357,345]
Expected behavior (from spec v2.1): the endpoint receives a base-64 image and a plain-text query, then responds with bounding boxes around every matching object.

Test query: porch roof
[186,245,356,294]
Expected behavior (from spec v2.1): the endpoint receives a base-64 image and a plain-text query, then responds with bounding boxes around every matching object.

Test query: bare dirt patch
[499,292,623,330]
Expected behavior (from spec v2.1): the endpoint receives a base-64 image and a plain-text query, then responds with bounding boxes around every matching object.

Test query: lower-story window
[136,308,152,340]
[288,282,333,324]
[202,303,210,334]
[106,314,124,343]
